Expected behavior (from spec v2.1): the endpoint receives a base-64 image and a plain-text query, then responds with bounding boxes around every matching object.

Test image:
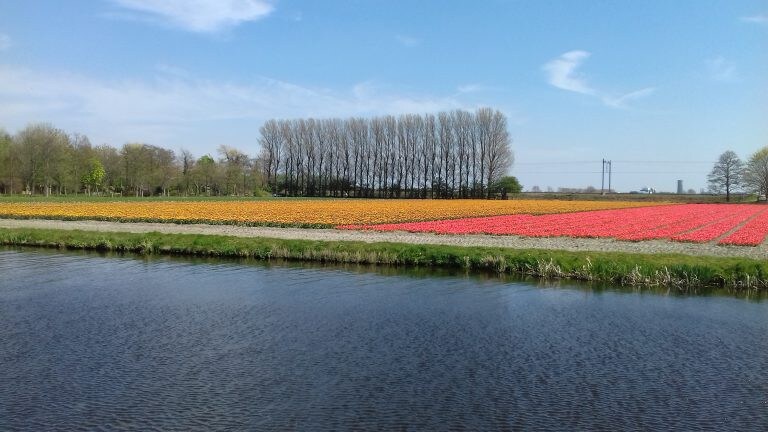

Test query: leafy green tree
[15,123,69,195]
[81,158,105,195]
[93,144,122,195]
[491,176,522,198]
[121,143,150,196]
[194,154,217,195]
[0,129,15,193]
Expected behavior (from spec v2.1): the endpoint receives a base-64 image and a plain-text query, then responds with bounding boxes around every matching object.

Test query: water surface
[1,249,766,430]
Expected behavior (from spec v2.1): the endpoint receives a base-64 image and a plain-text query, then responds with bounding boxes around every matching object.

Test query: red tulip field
[340,204,768,246]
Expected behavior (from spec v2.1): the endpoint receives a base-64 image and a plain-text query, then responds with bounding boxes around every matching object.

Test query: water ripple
[1,249,766,431]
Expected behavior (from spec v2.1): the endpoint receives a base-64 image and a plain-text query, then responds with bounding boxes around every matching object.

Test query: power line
[611,160,713,164]
[516,160,715,165]
[515,171,707,174]
[515,161,596,165]
[515,171,605,174]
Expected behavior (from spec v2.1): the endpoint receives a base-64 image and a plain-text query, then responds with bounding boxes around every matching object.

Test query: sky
[0,0,766,192]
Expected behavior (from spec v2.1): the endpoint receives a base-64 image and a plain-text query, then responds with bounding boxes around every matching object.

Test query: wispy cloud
[456,84,486,94]
[0,64,473,149]
[0,33,11,51]
[740,14,768,24]
[602,87,656,109]
[543,50,654,109]
[706,56,737,82]
[110,0,274,33]
[542,50,595,95]
[395,34,421,47]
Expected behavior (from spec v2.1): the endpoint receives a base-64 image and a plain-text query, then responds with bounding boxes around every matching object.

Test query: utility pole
[601,159,612,195]
[601,159,605,195]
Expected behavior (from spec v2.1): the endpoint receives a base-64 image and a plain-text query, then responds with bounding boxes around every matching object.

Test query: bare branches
[261,107,513,198]
[708,150,743,202]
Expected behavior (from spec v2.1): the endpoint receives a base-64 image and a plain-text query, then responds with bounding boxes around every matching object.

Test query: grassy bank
[1,227,766,293]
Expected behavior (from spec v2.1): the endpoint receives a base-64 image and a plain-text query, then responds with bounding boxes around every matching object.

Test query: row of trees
[259,108,513,198]
[0,108,516,198]
[0,124,265,197]
[708,149,768,201]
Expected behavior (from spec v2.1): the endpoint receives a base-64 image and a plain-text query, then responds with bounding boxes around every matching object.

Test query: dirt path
[1,218,767,259]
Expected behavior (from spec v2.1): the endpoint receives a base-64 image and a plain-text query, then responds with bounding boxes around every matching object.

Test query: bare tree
[247,107,515,199]
[383,115,398,197]
[438,111,455,197]
[218,145,249,195]
[744,146,768,200]
[707,150,743,202]
[180,149,194,196]
[258,119,283,193]
[485,110,513,198]
[423,114,437,198]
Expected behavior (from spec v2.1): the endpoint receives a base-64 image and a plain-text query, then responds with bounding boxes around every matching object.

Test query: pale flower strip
[0,200,661,226]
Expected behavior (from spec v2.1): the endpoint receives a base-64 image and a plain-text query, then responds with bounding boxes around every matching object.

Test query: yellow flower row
[0,199,665,226]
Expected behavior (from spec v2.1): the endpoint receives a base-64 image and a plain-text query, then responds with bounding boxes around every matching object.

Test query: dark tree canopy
[491,176,523,195]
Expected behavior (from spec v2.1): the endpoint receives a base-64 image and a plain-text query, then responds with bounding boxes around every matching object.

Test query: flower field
[0,199,659,227]
[3,199,766,246]
[340,204,768,246]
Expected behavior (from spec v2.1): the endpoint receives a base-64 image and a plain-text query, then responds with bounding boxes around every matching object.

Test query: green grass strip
[1,227,766,293]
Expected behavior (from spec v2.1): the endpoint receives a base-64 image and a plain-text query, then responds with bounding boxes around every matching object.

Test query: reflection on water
[1,248,767,430]
[21,246,766,299]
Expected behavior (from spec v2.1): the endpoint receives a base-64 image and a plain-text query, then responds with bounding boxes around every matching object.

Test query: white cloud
[457,84,485,94]
[543,50,654,109]
[0,64,472,150]
[111,0,274,32]
[602,87,656,109]
[740,14,768,24]
[0,33,11,51]
[706,56,737,82]
[542,50,595,95]
[395,35,421,47]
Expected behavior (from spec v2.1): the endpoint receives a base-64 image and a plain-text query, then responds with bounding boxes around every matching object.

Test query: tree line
[0,107,515,198]
[708,149,768,201]
[259,107,513,198]
[0,124,265,197]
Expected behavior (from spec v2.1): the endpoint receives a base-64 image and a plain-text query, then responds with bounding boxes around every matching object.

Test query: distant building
[677,180,683,194]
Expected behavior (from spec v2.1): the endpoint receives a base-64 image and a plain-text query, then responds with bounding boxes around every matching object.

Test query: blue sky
[1,0,766,192]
